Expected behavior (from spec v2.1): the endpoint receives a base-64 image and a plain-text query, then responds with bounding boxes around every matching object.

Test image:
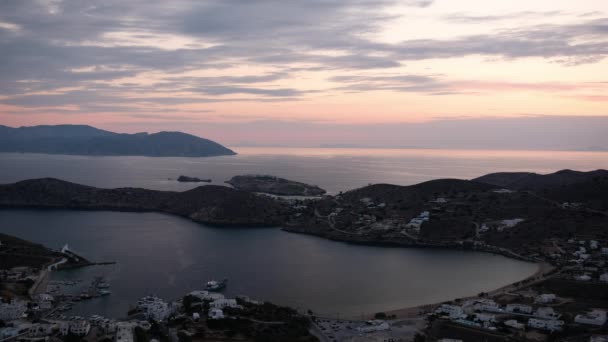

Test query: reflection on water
[0,210,539,318]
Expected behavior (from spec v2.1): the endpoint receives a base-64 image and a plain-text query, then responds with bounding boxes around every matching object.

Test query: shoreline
[381,261,554,320]
[5,206,553,322]
[282,226,538,263]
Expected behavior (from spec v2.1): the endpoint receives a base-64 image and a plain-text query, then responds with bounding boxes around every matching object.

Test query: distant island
[226,175,327,196]
[177,175,212,183]
[0,124,236,157]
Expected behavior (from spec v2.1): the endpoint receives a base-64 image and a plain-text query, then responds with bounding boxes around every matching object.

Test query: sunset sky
[1,0,607,149]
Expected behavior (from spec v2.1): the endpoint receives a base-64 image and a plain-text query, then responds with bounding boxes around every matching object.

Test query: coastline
[2,206,547,318]
[381,261,554,320]
[281,225,538,263]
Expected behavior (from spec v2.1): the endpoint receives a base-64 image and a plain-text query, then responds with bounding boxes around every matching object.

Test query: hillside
[0,233,63,270]
[0,125,236,157]
[474,169,608,210]
[0,178,286,226]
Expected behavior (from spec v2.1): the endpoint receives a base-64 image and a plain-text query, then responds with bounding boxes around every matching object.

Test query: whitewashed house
[575,274,592,281]
[28,323,55,337]
[356,321,390,333]
[528,318,564,332]
[61,320,91,336]
[473,313,496,323]
[115,322,135,342]
[137,296,174,322]
[211,298,239,310]
[472,299,501,312]
[208,308,224,320]
[536,294,556,304]
[435,304,465,319]
[575,309,607,326]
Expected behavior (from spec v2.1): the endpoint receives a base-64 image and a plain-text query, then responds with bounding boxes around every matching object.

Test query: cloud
[443,11,564,23]
[0,0,607,113]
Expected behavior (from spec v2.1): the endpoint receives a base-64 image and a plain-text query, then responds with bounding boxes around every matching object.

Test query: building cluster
[136,296,176,322]
[188,290,243,320]
[0,285,264,342]
[405,211,430,231]
[433,293,608,335]
[560,239,608,283]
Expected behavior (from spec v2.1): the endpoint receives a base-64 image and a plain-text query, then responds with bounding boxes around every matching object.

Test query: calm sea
[1,147,607,193]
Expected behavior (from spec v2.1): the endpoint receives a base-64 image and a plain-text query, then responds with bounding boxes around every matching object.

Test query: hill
[0,178,286,226]
[0,124,236,157]
[474,169,608,189]
[474,169,608,210]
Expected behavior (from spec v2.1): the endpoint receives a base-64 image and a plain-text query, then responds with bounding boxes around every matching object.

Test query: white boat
[205,279,228,291]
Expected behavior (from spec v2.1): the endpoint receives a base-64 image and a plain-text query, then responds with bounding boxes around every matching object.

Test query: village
[281,181,608,341]
[2,176,608,341]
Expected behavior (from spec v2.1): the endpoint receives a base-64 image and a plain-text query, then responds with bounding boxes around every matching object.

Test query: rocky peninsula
[226,174,326,196]
[0,178,287,226]
[177,175,212,183]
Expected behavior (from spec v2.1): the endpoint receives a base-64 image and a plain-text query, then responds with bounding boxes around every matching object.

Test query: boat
[99,289,111,296]
[205,279,228,291]
[97,282,110,289]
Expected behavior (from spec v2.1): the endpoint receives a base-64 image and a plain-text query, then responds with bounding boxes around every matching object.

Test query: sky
[0,0,607,149]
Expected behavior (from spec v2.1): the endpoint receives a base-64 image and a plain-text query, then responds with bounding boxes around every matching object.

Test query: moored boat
[205,279,228,291]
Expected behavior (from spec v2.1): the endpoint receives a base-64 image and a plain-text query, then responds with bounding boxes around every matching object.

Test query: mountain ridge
[0,124,236,157]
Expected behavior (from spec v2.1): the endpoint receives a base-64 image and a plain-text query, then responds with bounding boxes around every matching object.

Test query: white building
[435,304,465,320]
[505,304,533,314]
[211,298,239,309]
[536,294,556,304]
[528,318,564,332]
[600,273,608,283]
[137,296,174,322]
[116,322,135,342]
[575,274,592,281]
[61,320,91,336]
[504,319,525,330]
[575,309,607,326]
[535,307,560,320]
[356,320,390,333]
[601,247,608,255]
[473,313,496,323]
[473,299,501,312]
[208,308,224,320]
[28,323,55,337]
